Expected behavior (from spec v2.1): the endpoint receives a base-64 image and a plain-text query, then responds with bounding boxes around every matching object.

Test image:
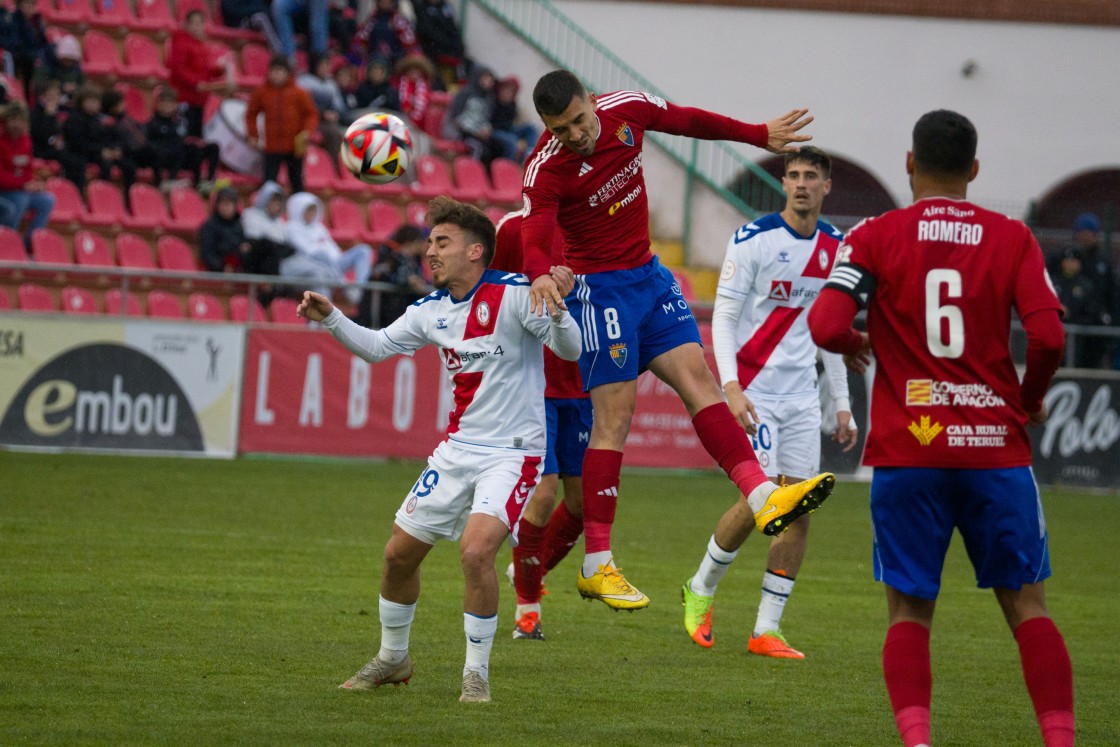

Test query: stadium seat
[91,0,136,30]
[268,297,304,326]
[117,83,152,125]
[81,30,123,78]
[229,294,266,322]
[46,177,84,224]
[133,0,174,31]
[85,180,128,228]
[488,158,524,206]
[451,156,492,203]
[410,155,461,200]
[61,286,98,314]
[0,287,11,309]
[237,43,269,88]
[328,197,370,244]
[46,0,93,25]
[30,229,72,265]
[115,233,156,270]
[405,201,428,227]
[125,183,171,231]
[121,35,169,81]
[156,235,197,271]
[0,226,26,261]
[105,288,143,316]
[303,145,340,193]
[168,186,209,233]
[187,292,225,321]
[18,283,56,312]
[74,230,115,267]
[367,200,403,244]
[146,290,184,318]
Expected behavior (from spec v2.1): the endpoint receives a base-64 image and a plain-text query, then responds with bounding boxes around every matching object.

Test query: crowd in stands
[1047,212,1119,368]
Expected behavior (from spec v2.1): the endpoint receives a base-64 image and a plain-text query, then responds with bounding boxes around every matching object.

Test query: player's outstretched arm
[530,274,567,317]
[297,291,335,322]
[764,108,813,154]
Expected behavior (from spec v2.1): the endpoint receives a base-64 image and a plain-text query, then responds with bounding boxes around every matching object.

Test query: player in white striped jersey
[681,148,858,658]
[299,197,581,703]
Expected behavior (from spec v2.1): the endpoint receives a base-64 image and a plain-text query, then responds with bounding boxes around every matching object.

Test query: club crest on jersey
[475,301,490,327]
[616,124,634,146]
[768,280,792,302]
[442,347,463,370]
[609,342,628,368]
[819,248,830,271]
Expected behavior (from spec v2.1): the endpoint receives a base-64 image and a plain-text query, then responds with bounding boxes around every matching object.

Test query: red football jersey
[827,197,1061,468]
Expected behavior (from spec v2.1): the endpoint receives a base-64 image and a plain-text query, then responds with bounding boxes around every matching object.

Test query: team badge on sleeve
[616,124,635,146]
[610,342,628,368]
[720,259,736,281]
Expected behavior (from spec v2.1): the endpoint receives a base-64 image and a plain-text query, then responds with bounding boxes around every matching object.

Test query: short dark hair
[389,224,426,247]
[185,8,204,23]
[101,89,124,113]
[76,84,103,106]
[426,196,496,266]
[785,145,831,179]
[533,70,586,117]
[912,110,977,177]
[268,54,292,73]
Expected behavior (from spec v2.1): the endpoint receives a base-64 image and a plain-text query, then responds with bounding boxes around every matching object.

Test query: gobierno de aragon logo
[0,343,204,451]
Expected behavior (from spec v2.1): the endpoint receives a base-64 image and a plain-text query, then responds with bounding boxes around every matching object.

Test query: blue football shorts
[567,257,702,390]
[870,466,1050,600]
[544,396,593,476]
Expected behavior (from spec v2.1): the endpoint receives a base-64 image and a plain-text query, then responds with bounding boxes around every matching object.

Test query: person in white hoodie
[281,191,373,303]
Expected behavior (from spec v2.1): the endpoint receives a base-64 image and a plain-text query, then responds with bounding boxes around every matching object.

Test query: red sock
[541,501,583,572]
[581,449,623,555]
[1014,616,1075,747]
[513,519,545,605]
[692,403,768,495]
[883,622,931,747]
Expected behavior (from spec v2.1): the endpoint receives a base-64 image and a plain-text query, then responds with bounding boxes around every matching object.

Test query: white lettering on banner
[392,357,416,432]
[68,376,176,436]
[1041,382,1120,458]
[348,357,370,429]
[254,351,275,425]
[299,353,323,427]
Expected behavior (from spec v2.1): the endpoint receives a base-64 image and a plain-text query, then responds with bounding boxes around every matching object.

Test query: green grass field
[1,452,1116,746]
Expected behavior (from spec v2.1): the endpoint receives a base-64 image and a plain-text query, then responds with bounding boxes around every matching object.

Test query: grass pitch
[0,452,1116,746]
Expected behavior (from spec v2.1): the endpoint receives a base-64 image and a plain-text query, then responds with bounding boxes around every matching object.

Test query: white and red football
[339,112,414,185]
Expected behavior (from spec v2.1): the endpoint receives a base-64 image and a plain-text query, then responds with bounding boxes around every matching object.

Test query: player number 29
[925,269,964,358]
[604,307,621,340]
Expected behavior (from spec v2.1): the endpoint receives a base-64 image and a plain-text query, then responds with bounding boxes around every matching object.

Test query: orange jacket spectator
[245,61,319,155]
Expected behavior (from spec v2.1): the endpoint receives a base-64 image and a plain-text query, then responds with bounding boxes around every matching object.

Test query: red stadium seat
[187,292,225,321]
[61,286,99,314]
[133,0,174,31]
[451,155,491,203]
[18,283,56,312]
[105,288,144,316]
[410,155,459,200]
[405,201,428,227]
[0,287,11,309]
[488,158,523,206]
[175,0,207,21]
[0,226,26,261]
[46,177,84,224]
[146,290,184,318]
[156,235,197,271]
[85,180,128,228]
[121,35,168,81]
[81,30,122,78]
[268,297,304,326]
[302,145,340,193]
[30,229,72,265]
[125,183,171,231]
[237,43,269,88]
[47,0,92,25]
[229,294,266,322]
[168,186,209,233]
[115,233,156,270]
[367,200,403,244]
[91,0,136,30]
[74,230,115,267]
[328,197,370,244]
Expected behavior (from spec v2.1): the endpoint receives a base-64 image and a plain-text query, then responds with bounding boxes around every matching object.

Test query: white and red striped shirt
[322,269,582,453]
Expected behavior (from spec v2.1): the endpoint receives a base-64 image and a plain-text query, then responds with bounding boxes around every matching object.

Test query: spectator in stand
[31,34,83,110]
[490,76,539,165]
[63,84,137,194]
[368,223,430,325]
[30,80,85,187]
[219,0,281,53]
[246,55,318,195]
[395,53,433,129]
[1051,247,1103,368]
[351,0,419,68]
[333,58,360,116]
[199,188,249,273]
[280,191,373,304]
[351,57,399,114]
[102,89,155,183]
[413,0,466,88]
[168,10,235,140]
[272,0,328,63]
[327,0,357,54]
[1071,212,1116,318]
[144,89,189,190]
[0,100,53,244]
[0,0,50,99]
[443,66,502,165]
[296,51,346,159]
[241,180,293,280]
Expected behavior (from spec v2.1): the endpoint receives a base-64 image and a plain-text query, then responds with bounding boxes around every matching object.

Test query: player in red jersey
[808,110,1074,747]
[521,69,836,610]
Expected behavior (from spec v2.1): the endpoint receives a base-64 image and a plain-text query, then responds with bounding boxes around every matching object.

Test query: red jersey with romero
[520,90,767,279]
[824,197,1061,468]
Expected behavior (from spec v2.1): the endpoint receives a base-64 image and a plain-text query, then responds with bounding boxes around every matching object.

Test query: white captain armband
[823,262,876,309]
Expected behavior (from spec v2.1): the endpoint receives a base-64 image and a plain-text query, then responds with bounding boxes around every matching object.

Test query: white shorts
[747,390,821,479]
[394,440,543,545]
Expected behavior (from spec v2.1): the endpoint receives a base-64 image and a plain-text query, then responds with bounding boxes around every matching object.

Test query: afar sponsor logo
[908,415,943,446]
[0,343,203,451]
[905,379,1007,408]
[616,123,635,146]
[442,346,463,371]
[609,342,628,368]
[588,154,642,207]
[609,184,643,216]
[768,280,791,302]
[945,424,1007,447]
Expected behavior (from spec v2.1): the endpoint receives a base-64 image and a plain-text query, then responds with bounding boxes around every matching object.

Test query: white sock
[754,570,795,636]
[463,612,497,679]
[689,535,738,596]
[378,596,415,664]
[582,550,613,578]
[515,603,541,618]
[745,481,779,514]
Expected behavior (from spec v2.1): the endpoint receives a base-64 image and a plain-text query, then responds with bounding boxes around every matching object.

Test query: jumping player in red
[809,110,1074,747]
[522,69,836,610]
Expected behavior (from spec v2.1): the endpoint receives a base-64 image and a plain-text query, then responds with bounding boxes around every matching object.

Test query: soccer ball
[339,112,414,184]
